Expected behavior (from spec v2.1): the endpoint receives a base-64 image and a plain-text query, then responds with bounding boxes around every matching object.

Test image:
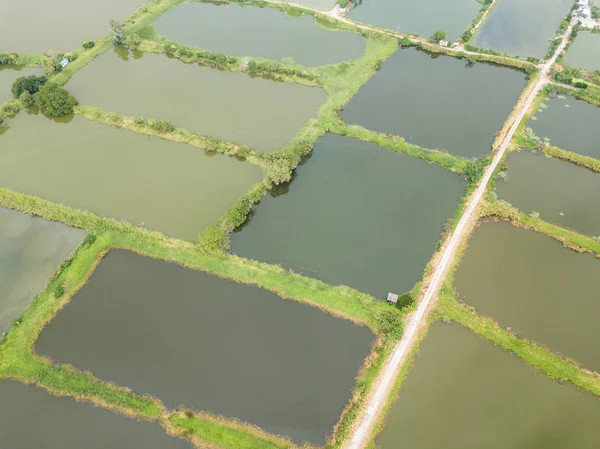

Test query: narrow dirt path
[343,19,576,449]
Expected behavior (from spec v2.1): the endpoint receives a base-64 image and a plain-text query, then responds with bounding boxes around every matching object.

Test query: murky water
[473,0,573,58]
[564,31,600,72]
[342,48,526,158]
[155,2,364,67]
[455,221,600,372]
[0,0,144,54]
[0,111,262,240]
[36,250,374,445]
[230,134,465,299]
[273,0,334,10]
[0,66,43,104]
[376,322,600,449]
[0,381,192,449]
[497,151,600,236]
[530,95,600,159]
[0,207,83,337]
[67,50,325,151]
[349,0,481,42]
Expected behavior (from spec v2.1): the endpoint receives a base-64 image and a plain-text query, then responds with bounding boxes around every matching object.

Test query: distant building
[339,7,347,13]
[60,58,69,68]
[439,39,449,47]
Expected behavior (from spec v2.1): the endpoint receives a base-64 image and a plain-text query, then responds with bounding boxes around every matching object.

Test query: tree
[109,20,124,45]
[431,30,447,43]
[34,83,78,117]
[82,40,95,49]
[19,91,34,107]
[11,75,47,98]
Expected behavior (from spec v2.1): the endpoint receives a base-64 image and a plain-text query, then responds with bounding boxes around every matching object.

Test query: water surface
[0,0,144,54]
[473,0,573,58]
[342,48,526,157]
[231,134,465,299]
[455,221,600,371]
[67,51,325,151]
[0,381,192,449]
[36,250,373,445]
[564,31,600,72]
[274,0,334,10]
[0,112,262,240]
[498,151,600,236]
[155,2,364,67]
[0,66,42,104]
[376,322,600,449]
[349,0,481,42]
[0,207,83,337]
[530,95,600,159]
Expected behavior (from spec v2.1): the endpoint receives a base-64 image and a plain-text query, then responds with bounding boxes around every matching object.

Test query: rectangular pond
[497,150,600,236]
[35,250,374,445]
[375,322,600,449]
[0,112,262,240]
[230,134,465,299]
[67,50,325,152]
[0,66,42,104]
[473,0,573,58]
[529,94,600,160]
[341,48,526,158]
[564,31,600,72]
[455,221,600,372]
[0,207,83,337]
[0,381,192,449]
[154,2,365,68]
[348,0,481,42]
[0,0,144,54]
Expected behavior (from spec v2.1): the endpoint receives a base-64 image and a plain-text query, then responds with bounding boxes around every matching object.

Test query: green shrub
[574,81,588,89]
[11,75,47,98]
[34,83,77,117]
[149,120,175,133]
[19,91,34,106]
[397,292,414,310]
[197,226,225,253]
[54,286,65,298]
[83,234,97,246]
[82,40,95,49]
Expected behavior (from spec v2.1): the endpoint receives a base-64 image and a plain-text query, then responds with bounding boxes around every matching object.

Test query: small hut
[386,293,399,304]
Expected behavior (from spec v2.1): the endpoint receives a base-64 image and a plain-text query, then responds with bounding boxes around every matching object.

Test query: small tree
[34,83,78,117]
[11,75,47,98]
[109,20,125,45]
[19,91,34,107]
[431,30,447,43]
[82,40,95,49]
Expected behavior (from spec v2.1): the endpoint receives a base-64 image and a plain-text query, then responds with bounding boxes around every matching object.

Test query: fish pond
[455,221,600,372]
[67,50,325,151]
[0,66,42,104]
[0,207,83,337]
[375,322,600,449]
[0,381,192,449]
[348,0,481,42]
[274,0,334,10]
[230,134,465,299]
[473,0,573,58]
[35,250,374,445]
[564,31,600,72]
[0,0,144,54]
[0,112,262,240]
[342,48,526,158]
[529,94,600,160]
[497,151,600,236]
[154,2,365,67]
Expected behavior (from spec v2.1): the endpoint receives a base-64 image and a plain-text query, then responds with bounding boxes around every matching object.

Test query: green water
[473,0,573,58]
[455,221,600,372]
[67,50,325,152]
[0,66,42,104]
[0,0,144,54]
[155,2,364,67]
[274,0,334,10]
[497,151,600,236]
[342,48,526,158]
[349,0,481,42]
[0,207,83,337]
[564,31,600,72]
[0,111,262,240]
[36,250,374,445]
[0,381,192,449]
[230,134,465,299]
[376,322,600,449]
[530,95,600,160]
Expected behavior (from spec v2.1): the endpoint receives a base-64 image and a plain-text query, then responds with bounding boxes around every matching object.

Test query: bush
[149,120,175,133]
[83,234,97,246]
[574,81,588,89]
[35,83,78,117]
[19,91,34,106]
[54,286,65,298]
[197,226,225,253]
[397,292,414,310]
[0,53,18,65]
[11,75,47,98]
[82,40,95,49]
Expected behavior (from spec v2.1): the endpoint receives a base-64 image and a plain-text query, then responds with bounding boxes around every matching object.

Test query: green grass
[540,144,600,173]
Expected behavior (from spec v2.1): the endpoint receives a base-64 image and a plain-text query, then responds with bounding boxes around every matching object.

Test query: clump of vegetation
[198,226,225,253]
[83,234,97,246]
[54,285,65,298]
[148,120,175,133]
[109,20,125,45]
[19,91,34,107]
[11,75,47,98]
[0,53,19,65]
[34,83,78,117]
[82,40,95,49]
[430,30,447,43]
[41,55,63,74]
[465,157,490,186]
